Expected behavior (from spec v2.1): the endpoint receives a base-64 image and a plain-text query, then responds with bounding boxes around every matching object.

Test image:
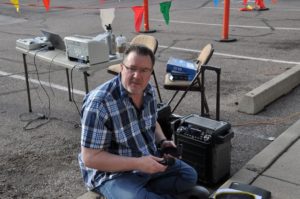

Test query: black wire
[23,116,51,130]
[22,47,56,130]
[20,48,51,130]
[19,48,82,130]
[20,112,81,130]
[31,49,62,116]
[47,52,62,96]
[32,48,52,118]
[70,65,81,116]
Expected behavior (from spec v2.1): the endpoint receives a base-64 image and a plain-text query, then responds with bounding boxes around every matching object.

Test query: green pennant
[160,1,172,25]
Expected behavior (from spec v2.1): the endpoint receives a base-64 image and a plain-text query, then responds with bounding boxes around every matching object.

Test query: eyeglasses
[122,63,153,76]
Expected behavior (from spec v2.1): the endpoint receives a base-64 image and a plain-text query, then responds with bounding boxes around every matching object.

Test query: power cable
[19,47,81,130]
[70,65,82,117]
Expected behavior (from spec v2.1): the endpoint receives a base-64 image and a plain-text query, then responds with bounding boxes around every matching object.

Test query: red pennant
[243,0,248,5]
[256,0,266,9]
[43,0,50,11]
[132,6,144,32]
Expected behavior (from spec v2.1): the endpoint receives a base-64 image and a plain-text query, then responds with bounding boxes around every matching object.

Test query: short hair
[123,44,155,67]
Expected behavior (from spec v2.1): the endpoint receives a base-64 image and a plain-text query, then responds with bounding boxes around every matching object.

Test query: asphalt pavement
[0,0,300,198]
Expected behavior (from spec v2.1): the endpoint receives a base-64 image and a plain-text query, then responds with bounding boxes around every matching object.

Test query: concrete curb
[219,118,300,189]
[77,191,104,199]
[238,65,300,114]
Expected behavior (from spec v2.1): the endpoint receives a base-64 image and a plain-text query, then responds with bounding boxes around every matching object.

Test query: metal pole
[83,71,89,94]
[65,69,72,101]
[23,54,32,112]
[144,0,149,31]
[223,0,230,40]
[216,69,221,121]
[140,0,156,33]
[217,0,236,42]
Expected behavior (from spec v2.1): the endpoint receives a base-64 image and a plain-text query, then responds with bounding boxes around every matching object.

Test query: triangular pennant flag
[100,8,115,31]
[132,6,144,32]
[99,0,105,5]
[43,0,51,11]
[10,0,20,12]
[256,0,267,9]
[213,0,219,6]
[160,1,172,25]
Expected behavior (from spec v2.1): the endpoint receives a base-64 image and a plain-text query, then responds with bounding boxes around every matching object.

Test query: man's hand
[161,140,176,148]
[160,141,182,159]
[137,155,167,174]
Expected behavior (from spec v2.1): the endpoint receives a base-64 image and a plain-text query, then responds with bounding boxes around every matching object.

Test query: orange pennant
[43,0,50,11]
[132,6,144,32]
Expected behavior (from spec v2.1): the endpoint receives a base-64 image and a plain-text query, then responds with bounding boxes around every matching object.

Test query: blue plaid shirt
[79,75,158,190]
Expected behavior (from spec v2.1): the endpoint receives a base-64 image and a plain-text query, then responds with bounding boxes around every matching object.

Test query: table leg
[83,71,89,94]
[65,68,72,101]
[22,53,32,112]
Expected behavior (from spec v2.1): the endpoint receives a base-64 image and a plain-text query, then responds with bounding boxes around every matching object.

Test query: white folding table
[16,47,121,112]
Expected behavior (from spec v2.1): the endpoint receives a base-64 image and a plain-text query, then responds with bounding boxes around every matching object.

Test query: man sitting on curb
[78,44,209,199]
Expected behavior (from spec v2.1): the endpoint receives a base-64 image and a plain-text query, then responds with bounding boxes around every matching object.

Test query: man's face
[120,51,153,97]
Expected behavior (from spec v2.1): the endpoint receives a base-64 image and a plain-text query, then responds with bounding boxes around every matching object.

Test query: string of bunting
[5,0,277,32]
[5,0,172,31]
[131,1,172,32]
[9,0,51,12]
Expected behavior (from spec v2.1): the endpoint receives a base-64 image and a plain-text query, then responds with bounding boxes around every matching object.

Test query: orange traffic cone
[255,0,269,11]
[240,4,253,11]
[240,0,253,11]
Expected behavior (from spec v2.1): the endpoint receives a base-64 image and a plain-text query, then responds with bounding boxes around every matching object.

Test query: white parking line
[203,6,300,12]
[158,45,300,65]
[150,19,300,31]
[0,71,86,96]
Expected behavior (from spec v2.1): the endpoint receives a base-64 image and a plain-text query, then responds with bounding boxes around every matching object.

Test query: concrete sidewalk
[217,119,300,199]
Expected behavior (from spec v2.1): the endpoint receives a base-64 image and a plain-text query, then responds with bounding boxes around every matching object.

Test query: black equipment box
[172,114,234,185]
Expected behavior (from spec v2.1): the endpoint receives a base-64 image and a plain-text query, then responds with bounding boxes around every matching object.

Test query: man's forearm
[155,121,167,143]
[82,147,140,172]
[81,146,166,174]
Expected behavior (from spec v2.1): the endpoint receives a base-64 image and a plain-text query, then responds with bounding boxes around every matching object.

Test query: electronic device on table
[41,30,66,51]
[64,34,109,65]
[16,36,49,50]
[16,30,66,51]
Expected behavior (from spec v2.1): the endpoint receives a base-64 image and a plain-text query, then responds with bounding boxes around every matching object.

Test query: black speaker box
[172,114,234,185]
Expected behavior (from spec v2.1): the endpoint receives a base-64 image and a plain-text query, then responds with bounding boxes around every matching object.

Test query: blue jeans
[94,159,198,199]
